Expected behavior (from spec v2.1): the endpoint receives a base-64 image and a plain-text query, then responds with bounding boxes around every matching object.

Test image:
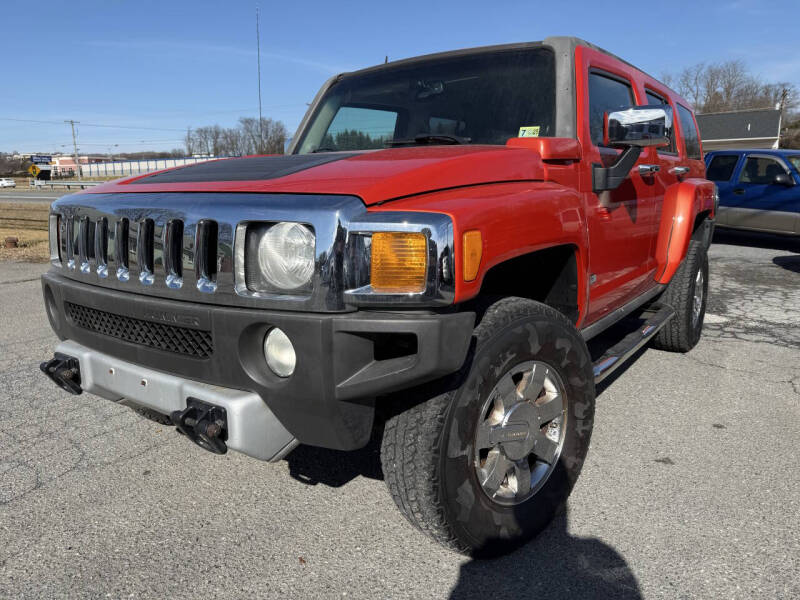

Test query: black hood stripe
[130,153,359,184]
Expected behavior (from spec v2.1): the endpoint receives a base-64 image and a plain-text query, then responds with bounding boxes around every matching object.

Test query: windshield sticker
[518,126,540,137]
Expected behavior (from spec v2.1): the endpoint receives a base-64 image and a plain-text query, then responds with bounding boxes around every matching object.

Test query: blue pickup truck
[705,149,800,236]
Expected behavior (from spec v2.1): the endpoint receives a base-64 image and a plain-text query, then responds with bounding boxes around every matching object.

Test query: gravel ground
[0,229,798,599]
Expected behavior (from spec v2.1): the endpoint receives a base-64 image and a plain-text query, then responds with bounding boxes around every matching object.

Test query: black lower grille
[66,302,213,358]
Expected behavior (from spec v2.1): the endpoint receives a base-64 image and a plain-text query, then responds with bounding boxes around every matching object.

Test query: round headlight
[264,328,296,377]
[257,222,315,290]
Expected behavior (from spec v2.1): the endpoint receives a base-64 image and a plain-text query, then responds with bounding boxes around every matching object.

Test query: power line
[0,117,186,132]
[68,140,185,146]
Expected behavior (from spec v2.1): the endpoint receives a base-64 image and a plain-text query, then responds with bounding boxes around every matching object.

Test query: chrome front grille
[60,212,218,292]
[50,192,367,311]
[50,192,455,311]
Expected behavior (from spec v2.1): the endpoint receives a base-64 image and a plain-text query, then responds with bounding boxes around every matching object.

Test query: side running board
[592,303,675,384]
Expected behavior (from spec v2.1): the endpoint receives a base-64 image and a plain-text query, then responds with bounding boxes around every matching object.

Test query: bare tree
[238,117,261,154]
[185,116,289,156]
[667,60,797,116]
[220,127,247,156]
[676,63,706,109]
[184,128,194,156]
[262,118,288,154]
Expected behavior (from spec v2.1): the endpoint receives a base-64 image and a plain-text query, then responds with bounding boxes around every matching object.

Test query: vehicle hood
[85,146,545,205]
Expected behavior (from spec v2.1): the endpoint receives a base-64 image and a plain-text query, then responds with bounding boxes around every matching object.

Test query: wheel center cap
[497,402,537,460]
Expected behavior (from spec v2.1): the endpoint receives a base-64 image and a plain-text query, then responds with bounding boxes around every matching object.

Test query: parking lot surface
[1,230,798,599]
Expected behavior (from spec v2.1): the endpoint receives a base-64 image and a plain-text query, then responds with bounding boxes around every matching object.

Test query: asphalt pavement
[0,230,798,599]
[0,190,64,203]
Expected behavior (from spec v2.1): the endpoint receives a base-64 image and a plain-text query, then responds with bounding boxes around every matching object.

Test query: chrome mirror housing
[604,105,672,148]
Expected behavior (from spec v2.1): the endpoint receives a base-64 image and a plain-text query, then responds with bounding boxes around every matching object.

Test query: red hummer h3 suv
[40,37,716,556]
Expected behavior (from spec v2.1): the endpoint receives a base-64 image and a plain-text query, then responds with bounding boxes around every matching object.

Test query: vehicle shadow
[449,510,642,600]
[773,255,800,274]
[284,433,383,486]
[713,228,799,253]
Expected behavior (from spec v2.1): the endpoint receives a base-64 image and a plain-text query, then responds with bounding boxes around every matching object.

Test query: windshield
[787,155,800,173]
[295,47,555,154]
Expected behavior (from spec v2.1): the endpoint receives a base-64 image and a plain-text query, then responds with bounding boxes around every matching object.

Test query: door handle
[638,164,660,176]
[669,166,690,176]
[733,188,745,196]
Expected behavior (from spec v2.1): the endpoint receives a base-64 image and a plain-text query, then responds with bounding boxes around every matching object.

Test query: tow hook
[170,398,228,455]
[40,353,82,395]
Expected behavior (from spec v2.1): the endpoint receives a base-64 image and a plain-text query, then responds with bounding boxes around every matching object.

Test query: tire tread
[380,298,580,554]
[653,238,707,353]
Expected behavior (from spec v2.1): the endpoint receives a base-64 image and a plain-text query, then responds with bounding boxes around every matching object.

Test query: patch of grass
[0,202,50,262]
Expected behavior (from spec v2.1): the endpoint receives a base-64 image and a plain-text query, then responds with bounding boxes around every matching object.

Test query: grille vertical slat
[137,219,155,285]
[153,221,165,278]
[114,218,130,281]
[195,220,218,293]
[61,216,73,269]
[163,220,184,289]
[95,218,108,278]
[78,217,90,273]
[181,223,196,290]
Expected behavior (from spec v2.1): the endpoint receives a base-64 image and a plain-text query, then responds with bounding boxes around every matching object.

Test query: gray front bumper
[56,339,298,462]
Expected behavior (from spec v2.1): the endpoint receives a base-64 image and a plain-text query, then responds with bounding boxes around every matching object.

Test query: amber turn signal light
[462,230,482,281]
[370,232,428,293]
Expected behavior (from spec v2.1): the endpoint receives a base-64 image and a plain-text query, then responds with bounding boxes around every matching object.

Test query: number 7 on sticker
[518,126,540,137]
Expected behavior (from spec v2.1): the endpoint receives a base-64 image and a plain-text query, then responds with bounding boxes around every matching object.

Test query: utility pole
[186,126,193,156]
[65,120,81,180]
[256,6,264,153]
[776,88,788,149]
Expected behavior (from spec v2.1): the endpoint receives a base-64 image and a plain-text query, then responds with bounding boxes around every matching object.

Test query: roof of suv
[343,36,654,82]
[705,149,800,157]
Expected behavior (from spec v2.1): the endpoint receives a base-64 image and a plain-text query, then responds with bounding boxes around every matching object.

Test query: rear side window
[645,90,676,154]
[588,72,634,146]
[706,155,740,181]
[677,104,702,159]
[738,156,787,184]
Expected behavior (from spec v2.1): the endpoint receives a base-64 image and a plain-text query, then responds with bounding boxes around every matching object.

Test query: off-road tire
[380,297,595,556]
[652,238,709,353]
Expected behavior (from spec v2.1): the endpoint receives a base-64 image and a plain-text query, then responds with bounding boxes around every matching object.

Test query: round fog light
[264,328,296,377]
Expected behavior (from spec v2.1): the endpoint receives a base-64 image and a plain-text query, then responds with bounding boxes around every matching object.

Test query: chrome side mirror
[604,105,672,148]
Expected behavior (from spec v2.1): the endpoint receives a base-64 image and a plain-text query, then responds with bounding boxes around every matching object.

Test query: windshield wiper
[311,147,338,153]
[386,134,471,147]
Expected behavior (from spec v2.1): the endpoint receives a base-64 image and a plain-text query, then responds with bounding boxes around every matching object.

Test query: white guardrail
[30,180,101,190]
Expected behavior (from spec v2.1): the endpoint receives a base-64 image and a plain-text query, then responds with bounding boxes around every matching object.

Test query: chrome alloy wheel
[692,268,704,327]
[473,361,567,506]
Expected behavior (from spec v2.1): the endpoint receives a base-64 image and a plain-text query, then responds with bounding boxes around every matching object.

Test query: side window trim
[676,103,702,160]
[643,88,678,156]
[706,153,742,182]
[588,68,636,149]
[736,154,792,183]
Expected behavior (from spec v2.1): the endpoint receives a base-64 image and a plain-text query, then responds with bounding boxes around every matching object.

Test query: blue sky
[1,0,798,154]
